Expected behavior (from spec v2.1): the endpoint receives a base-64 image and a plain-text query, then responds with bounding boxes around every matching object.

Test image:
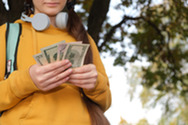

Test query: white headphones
[21,12,68,31]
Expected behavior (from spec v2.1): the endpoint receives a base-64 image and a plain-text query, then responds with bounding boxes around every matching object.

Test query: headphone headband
[21,12,68,31]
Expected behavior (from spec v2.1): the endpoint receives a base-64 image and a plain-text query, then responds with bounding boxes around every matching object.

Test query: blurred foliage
[118,117,150,125]
[103,0,188,124]
[136,119,150,125]
[119,117,129,125]
[75,0,94,24]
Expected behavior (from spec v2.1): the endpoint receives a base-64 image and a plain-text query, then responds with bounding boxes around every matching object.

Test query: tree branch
[98,15,142,52]
[143,17,164,41]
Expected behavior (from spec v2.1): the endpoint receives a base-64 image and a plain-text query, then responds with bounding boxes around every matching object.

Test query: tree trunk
[0,1,9,25]
[0,0,24,25]
[87,0,110,47]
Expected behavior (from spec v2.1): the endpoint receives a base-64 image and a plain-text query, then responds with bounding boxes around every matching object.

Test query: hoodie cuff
[9,69,38,98]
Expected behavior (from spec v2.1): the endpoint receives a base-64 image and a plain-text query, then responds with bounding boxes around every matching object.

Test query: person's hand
[29,60,72,91]
[68,64,98,90]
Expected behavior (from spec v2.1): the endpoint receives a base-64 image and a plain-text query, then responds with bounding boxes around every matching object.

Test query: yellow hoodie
[0,19,111,125]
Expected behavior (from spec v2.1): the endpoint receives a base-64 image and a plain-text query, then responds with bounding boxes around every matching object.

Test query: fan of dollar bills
[33,41,90,68]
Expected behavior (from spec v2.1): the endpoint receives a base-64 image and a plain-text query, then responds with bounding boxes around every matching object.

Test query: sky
[102,55,162,125]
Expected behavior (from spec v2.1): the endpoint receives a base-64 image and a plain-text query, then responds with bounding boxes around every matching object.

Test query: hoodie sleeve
[83,35,111,111]
[0,24,38,112]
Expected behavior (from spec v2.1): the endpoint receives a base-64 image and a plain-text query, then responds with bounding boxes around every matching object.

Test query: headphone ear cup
[32,13,50,31]
[55,12,68,30]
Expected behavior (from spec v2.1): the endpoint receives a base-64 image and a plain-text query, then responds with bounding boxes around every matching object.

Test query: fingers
[70,64,97,80]
[38,76,70,92]
[29,63,98,91]
[69,77,97,85]
[69,75,97,90]
[71,83,96,90]
[68,64,98,90]
[43,61,72,79]
[72,64,95,74]
[29,60,73,92]
[41,59,71,74]
[42,68,72,87]
[69,71,97,79]
[69,77,97,90]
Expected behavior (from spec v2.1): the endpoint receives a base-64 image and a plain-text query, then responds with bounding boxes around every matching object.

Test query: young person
[0,0,111,125]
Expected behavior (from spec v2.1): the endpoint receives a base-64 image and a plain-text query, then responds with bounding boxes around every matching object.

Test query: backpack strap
[0,23,21,117]
[4,23,22,79]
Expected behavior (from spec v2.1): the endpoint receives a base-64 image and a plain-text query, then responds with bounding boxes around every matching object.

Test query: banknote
[57,43,68,61]
[33,53,48,65]
[33,41,89,68]
[41,41,65,63]
[41,44,58,63]
[64,43,90,68]
[58,41,83,61]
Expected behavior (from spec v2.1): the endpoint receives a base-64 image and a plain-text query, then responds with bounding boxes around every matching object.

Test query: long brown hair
[24,0,109,124]
[66,2,93,65]
[66,1,109,124]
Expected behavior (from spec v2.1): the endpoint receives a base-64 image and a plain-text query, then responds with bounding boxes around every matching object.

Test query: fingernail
[64,59,69,63]
[69,68,73,73]
[68,62,72,66]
